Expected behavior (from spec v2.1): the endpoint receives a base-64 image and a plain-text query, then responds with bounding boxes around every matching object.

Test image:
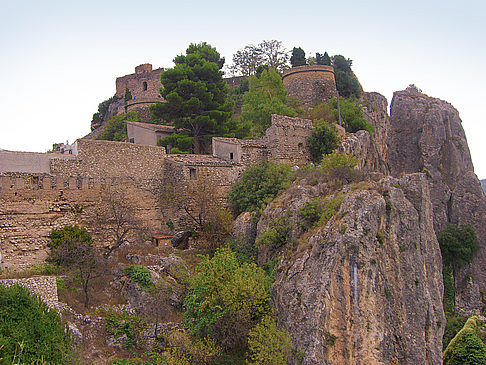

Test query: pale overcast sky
[1,0,485,176]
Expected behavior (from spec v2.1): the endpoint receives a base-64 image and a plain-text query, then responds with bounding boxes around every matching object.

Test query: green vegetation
[290,47,306,67]
[376,231,386,246]
[443,315,486,365]
[164,329,221,365]
[103,308,147,350]
[332,55,362,98]
[307,122,339,163]
[124,265,155,290]
[246,315,292,365]
[98,111,141,142]
[184,247,270,350]
[230,40,289,76]
[91,95,116,130]
[256,215,293,248]
[228,161,292,215]
[239,69,298,137]
[0,285,74,364]
[329,97,372,134]
[47,225,100,308]
[47,224,93,249]
[298,194,345,230]
[438,224,480,350]
[320,151,358,171]
[157,133,193,153]
[151,42,233,153]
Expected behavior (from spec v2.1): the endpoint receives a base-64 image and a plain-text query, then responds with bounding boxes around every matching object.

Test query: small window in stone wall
[143,81,148,91]
[189,168,197,180]
[298,143,304,153]
[230,152,234,160]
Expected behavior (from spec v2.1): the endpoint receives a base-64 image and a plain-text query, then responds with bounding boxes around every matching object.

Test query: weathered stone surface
[260,174,444,364]
[171,231,191,249]
[339,92,389,174]
[0,276,59,309]
[387,86,486,313]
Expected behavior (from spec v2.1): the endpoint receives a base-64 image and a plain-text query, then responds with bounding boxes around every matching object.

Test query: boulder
[171,231,191,249]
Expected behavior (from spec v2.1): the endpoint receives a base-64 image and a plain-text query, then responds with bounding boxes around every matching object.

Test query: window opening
[230,152,234,160]
[189,168,197,180]
[143,81,148,91]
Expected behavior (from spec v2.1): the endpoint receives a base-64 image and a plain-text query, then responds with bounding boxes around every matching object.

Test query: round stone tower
[282,65,337,106]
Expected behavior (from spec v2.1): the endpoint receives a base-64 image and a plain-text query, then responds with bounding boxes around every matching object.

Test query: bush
[444,313,468,350]
[48,224,93,249]
[0,285,74,364]
[439,224,480,275]
[229,161,292,216]
[124,265,155,290]
[184,248,270,349]
[158,133,194,153]
[246,315,292,365]
[102,308,147,350]
[98,111,141,141]
[298,194,345,230]
[307,122,340,163]
[256,215,293,249]
[443,315,486,365]
[329,98,372,134]
[164,329,221,365]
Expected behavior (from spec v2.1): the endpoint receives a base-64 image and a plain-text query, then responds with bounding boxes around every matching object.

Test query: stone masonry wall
[0,174,163,270]
[0,276,59,309]
[282,65,337,106]
[266,114,313,166]
[115,64,163,100]
[51,139,166,179]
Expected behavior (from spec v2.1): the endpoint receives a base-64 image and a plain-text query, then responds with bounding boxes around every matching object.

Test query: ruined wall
[0,150,76,174]
[282,65,337,106]
[0,173,164,270]
[266,114,313,166]
[0,276,59,309]
[50,139,166,179]
[115,64,163,100]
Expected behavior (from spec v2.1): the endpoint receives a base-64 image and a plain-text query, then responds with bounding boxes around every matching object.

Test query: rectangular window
[189,168,196,180]
[230,152,234,160]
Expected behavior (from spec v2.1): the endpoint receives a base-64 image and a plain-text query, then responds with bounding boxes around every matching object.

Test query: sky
[1,0,485,176]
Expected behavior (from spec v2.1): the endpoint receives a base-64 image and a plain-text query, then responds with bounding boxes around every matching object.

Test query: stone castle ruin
[1,103,316,269]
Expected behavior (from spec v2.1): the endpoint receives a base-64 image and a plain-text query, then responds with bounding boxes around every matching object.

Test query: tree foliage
[0,285,74,364]
[332,55,361,98]
[228,161,293,215]
[91,95,116,130]
[307,122,339,163]
[329,97,372,134]
[443,315,486,365]
[316,52,331,66]
[230,40,289,76]
[184,247,270,349]
[290,47,306,67]
[151,42,233,153]
[439,224,480,275]
[239,69,297,136]
[246,315,292,365]
[157,133,193,153]
[48,224,93,249]
[98,111,141,142]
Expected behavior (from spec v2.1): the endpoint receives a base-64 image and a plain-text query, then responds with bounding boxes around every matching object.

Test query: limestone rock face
[264,174,444,364]
[387,86,486,312]
[339,92,389,174]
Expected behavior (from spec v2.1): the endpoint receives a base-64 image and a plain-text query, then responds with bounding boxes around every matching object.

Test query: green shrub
[443,315,486,365]
[124,265,155,290]
[98,111,141,141]
[102,308,147,350]
[184,248,270,349]
[298,194,345,230]
[229,161,292,215]
[158,133,194,153]
[330,98,372,134]
[444,313,468,350]
[246,315,292,365]
[320,152,358,171]
[307,122,339,163]
[48,224,93,249]
[0,285,74,364]
[229,238,258,264]
[256,215,292,248]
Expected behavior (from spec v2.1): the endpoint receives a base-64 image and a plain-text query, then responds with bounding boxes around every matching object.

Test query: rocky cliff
[257,173,444,364]
[387,85,486,313]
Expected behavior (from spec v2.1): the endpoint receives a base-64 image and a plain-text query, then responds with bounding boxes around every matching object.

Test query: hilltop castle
[0,64,338,270]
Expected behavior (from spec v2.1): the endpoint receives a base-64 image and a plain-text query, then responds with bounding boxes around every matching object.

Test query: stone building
[282,64,337,106]
[126,121,175,146]
[0,114,313,270]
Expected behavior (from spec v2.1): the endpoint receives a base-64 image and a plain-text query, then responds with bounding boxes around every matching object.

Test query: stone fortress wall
[1,64,333,271]
[282,65,337,106]
[0,276,59,309]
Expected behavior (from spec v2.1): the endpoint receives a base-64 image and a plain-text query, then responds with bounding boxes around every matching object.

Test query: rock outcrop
[258,173,445,364]
[387,86,486,313]
[339,92,389,175]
